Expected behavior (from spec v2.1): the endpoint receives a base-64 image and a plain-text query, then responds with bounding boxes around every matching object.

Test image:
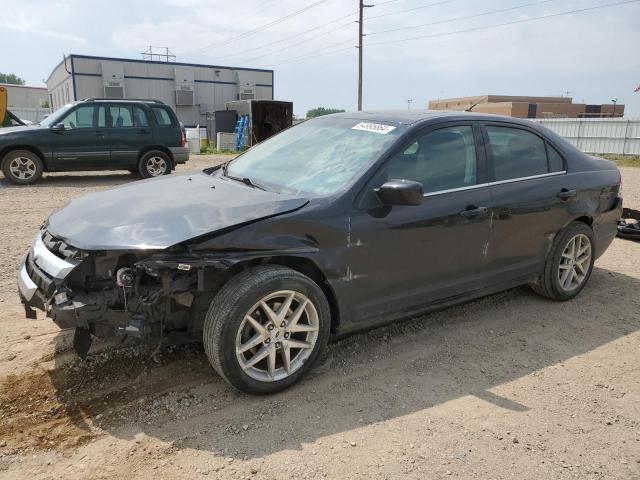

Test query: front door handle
[557,189,577,200]
[460,206,488,218]
[137,129,149,135]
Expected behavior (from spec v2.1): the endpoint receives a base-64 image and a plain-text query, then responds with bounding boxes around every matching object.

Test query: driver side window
[386,126,478,193]
[60,105,96,129]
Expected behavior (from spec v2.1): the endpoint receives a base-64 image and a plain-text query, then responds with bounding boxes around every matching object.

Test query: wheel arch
[0,145,48,171]
[215,255,342,334]
[572,215,593,227]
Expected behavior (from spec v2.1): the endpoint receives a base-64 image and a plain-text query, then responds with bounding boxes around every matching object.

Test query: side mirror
[51,123,65,133]
[375,179,424,206]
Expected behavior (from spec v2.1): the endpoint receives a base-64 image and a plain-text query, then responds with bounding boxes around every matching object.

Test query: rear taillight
[180,128,186,147]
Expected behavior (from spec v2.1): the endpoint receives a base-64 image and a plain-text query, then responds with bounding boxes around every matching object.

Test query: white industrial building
[1,83,49,123]
[46,54,274,126]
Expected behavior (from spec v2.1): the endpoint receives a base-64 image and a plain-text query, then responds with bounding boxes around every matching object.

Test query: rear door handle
[137,129,149,135]
[460,206,488,218]
[557,189,577,200]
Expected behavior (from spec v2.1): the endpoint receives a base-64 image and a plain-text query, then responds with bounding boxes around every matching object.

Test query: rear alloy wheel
[138,151,171,178]
[1,150,44,185]
[530,222,595,301]
[557,233,592,292]
[203,266,331,394]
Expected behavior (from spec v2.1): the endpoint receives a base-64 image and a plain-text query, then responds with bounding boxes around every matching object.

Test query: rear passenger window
[152,107,173,126]
[486,126,548,181]
[548,145,565,172]
[133,106,149,127]
[109,106,133,127]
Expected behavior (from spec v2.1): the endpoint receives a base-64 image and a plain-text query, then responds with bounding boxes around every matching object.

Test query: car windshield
[225,117,404,196]
[39,103,76,127]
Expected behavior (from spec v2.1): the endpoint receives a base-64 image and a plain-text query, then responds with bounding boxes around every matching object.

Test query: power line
[242,20,356,64]
[181,0,328,55]
[213,12,357,62]
[367,0,558,36]
[253,0,546,67]
[262,0,639,67]
[368,0,458,20]
[366,0,640,47]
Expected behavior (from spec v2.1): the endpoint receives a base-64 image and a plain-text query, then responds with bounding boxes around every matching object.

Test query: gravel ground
[0,161,638,480]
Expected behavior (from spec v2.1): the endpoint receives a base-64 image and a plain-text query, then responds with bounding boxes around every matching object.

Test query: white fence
[533,118,640,155]
[10,107,50,124]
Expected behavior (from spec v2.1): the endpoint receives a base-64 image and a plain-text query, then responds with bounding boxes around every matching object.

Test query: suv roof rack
[81,98,165,104]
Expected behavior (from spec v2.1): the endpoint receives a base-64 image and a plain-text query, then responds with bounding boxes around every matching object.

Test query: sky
[1,0,639,117]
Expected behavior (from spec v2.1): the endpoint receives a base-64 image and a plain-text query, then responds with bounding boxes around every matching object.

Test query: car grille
[41,230,83,261]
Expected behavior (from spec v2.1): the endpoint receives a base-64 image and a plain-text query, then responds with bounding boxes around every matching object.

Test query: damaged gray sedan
[18,111,622,394]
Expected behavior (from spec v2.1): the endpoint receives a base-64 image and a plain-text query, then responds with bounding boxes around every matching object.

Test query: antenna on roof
[465,102,480,112]
[141,46,176,63]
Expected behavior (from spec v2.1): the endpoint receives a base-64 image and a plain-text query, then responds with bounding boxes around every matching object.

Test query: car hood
[46,171,309,250]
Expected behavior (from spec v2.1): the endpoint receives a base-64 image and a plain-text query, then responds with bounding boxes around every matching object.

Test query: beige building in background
[1,83,48,109]
[428,95,624,119]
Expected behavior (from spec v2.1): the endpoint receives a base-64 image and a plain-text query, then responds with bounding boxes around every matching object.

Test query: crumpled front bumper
[17,232,80,321]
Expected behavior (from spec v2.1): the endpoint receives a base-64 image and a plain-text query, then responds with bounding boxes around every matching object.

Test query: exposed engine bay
[19,230,233,358]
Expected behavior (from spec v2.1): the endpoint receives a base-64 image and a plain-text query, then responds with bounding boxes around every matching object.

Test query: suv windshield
[225,117,403,196]
[39,103,75,127]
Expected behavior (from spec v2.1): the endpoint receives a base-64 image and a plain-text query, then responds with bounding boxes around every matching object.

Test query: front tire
[1,150,44,185]
[530,222,595,301]
[138,150,171,178]
[203,266,331,394]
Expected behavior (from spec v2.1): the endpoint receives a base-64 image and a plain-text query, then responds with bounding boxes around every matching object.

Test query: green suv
[0,98,189,185]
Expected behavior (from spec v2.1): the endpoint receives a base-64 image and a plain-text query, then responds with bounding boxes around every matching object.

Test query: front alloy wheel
[236,291,319,382]
[203,266,331,394]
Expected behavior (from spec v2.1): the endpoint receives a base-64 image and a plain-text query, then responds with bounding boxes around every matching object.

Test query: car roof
[326,109,539,128]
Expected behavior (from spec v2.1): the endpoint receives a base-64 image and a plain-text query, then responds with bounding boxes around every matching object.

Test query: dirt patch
[0,343,213,454]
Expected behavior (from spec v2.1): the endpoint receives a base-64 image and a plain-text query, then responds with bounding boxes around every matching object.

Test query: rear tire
[1,150,43,185]
[138,150,171,178]
[530,222,595,301]
[203,266,331,394]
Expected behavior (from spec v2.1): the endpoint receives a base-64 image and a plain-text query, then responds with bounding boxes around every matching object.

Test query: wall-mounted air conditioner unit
[176,83,194,105]
[174,67,195,106]
[235,71,256,101]
[104,80,125,98]
[102,62,125,98]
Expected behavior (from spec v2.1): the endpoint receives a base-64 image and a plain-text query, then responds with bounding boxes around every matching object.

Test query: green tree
[0,73,26,85]
[306,107,345,118]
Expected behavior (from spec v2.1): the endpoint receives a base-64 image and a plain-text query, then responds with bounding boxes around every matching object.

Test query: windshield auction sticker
[352,122,396,134]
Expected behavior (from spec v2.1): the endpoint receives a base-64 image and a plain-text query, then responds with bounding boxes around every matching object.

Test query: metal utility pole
[407,99,413,110]
[611,98,618,117]
[357,1,373,111]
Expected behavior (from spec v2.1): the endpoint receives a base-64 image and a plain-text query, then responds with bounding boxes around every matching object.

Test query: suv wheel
[1,150,44,185]
[138,151,171,178]
[530,221,595,301]
[203,266,331,394]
